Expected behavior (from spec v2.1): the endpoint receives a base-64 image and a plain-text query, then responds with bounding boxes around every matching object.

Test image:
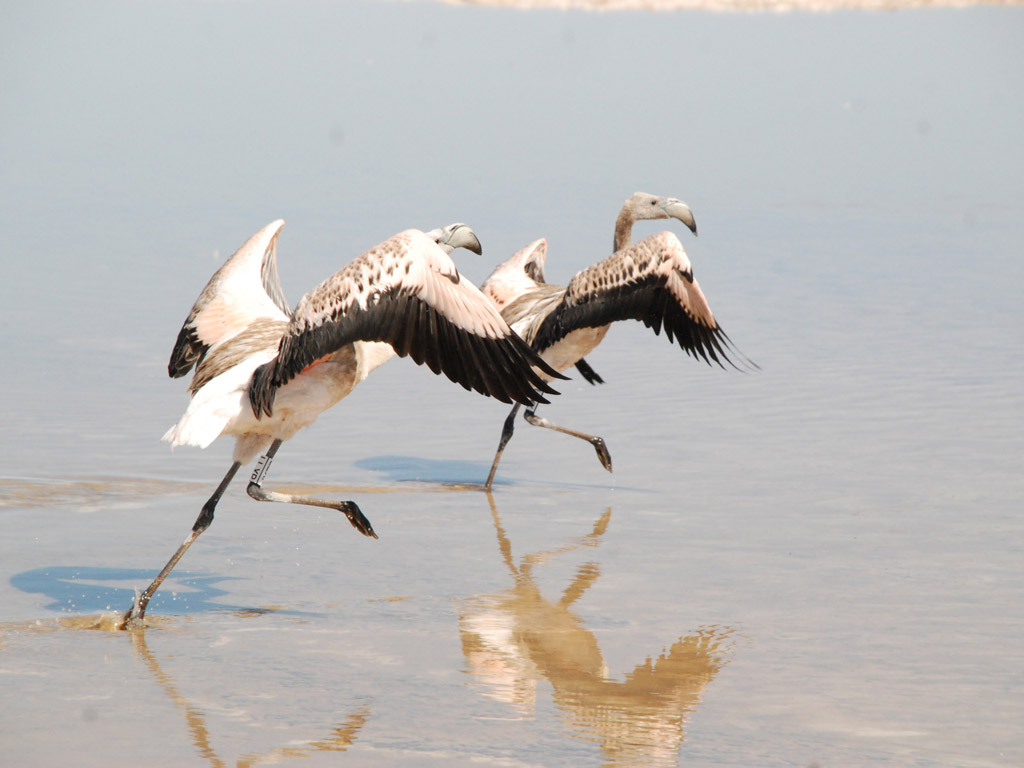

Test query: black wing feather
[248,288,564,417]
[573,358,605,385]
[532,274,743,370]
[168,323,204,378]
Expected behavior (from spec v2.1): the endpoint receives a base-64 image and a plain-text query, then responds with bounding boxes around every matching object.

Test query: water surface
[1,1,1022,765]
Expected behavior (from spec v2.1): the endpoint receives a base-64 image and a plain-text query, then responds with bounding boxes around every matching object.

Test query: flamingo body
[478,193,750,490]
[121,220,563,628]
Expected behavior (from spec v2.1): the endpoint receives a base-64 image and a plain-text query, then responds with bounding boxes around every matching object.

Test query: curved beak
[662,199,697,237]
[428,223,483,256]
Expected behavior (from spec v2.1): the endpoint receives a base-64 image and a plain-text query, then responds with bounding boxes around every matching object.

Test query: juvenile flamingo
[479,193,750,490]
[121,220,562,628]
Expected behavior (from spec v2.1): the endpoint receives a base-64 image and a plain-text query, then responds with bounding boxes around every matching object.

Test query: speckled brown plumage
[510,233,746,369]
[247,230,564,418]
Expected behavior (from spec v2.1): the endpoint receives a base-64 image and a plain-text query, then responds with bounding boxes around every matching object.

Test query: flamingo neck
[613,209,635,252]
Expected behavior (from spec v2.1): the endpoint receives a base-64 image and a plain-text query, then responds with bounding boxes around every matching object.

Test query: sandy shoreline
[430,0,1020,11]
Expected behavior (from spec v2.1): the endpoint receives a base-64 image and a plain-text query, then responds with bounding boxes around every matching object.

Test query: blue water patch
[10,565,244,615]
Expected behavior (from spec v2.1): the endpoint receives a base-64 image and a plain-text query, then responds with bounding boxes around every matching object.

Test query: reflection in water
[126,626,371,767]
[0,617,369,766]
[461,497,732,766]
[130,629,227,765]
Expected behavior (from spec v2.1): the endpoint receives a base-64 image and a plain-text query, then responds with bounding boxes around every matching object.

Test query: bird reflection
[461,496,732,767]
[128,628,370,766]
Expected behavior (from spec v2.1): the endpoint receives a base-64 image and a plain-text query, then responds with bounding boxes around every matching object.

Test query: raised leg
[484,403,521,491]
[245,439,377,539]
[119,460,242,630]
[524,407,613,473]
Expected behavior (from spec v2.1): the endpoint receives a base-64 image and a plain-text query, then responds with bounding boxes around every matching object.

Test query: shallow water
[2,1,1023,766]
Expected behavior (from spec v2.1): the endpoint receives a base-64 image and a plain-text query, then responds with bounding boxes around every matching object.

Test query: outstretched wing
[531,232,750,369]
[168,219,291,378]
[248,230,566,417]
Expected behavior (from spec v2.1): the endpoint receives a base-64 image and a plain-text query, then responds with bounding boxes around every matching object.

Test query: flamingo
[479,193,751,490]
[120,220,563,629]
